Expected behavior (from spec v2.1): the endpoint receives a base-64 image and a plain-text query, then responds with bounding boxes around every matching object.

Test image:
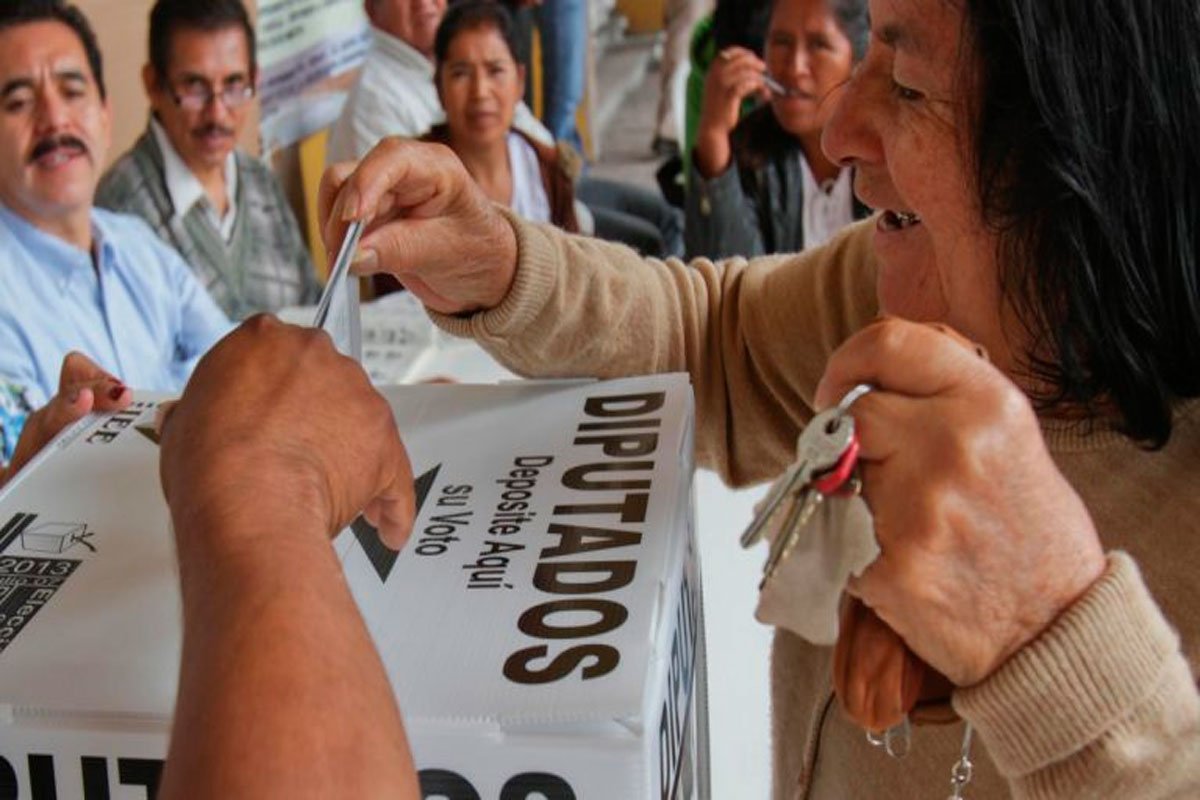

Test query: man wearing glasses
[98,0,319,319]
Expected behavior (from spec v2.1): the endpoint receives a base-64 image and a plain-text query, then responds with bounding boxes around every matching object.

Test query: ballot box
[0,375,707,800]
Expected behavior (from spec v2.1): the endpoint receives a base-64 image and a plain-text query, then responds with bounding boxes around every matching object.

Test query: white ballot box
[0,375,706,800]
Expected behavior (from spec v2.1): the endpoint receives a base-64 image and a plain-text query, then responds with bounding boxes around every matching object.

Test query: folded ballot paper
[0,374,707,800]
[278,290,459,386]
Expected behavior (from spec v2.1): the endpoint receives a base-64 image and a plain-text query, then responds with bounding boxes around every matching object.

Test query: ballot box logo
[0,513,83,654]
[351,464,442,582]
[19,521,95,555]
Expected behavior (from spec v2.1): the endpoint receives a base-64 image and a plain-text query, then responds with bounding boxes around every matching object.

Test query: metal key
[759,424,860,586]
[739,406,856,549]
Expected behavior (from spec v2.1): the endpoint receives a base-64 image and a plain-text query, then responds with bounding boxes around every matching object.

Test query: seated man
[97,0,319,319]
[0,0,230,456]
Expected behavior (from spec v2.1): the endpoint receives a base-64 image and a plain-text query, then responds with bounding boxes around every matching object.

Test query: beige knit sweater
[433,214,1200,798]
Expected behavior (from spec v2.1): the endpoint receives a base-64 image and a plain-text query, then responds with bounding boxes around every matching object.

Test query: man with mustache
[97,0,319,320]
[0,0,230,466]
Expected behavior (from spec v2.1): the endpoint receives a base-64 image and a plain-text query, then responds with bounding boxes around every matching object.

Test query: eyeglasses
[168,81,255,112]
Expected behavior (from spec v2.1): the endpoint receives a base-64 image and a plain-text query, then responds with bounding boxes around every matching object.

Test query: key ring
[866,715,911,759]
[836,383,873,419]
[947,723,975,800]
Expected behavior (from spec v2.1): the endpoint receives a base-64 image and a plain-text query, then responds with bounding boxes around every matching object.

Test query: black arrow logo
[352,464,441,582]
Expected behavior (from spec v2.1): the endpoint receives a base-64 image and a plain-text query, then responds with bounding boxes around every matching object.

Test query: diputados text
[504,391,666,685]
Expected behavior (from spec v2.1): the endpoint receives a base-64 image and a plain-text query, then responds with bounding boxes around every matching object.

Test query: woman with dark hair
[321,0,1200,791]
[423,1,683,259]
[686,0,871,258]
[423,0,579,233]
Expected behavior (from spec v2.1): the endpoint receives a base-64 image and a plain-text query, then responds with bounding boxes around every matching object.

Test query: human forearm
[431,213,880,485]
[156,320,419,798]
[694,126,732,179]
[954,553,1200,798]
[161,509,419,799]
[322,140,877,484]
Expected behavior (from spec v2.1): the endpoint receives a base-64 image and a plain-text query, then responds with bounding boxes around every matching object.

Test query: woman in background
[425,0,579,232]
[686,0,870,259]
[428,1,685,260]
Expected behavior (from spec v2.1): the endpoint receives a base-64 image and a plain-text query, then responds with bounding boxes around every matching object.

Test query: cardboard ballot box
[0,375,707,800]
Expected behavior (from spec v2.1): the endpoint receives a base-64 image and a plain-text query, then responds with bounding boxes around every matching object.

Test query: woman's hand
[695,47,769,179]
[1,353,130,487]
[158,315,415,553]
[319,138,518,316]
[815,319,1106,690]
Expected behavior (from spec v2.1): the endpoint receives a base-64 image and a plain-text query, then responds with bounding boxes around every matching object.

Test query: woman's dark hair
[722,0,866,60]
[713,0,772,54]
[149,0,257,81]
[966,0,1200,446]
[0,0,105,99]
[826,0,869,61]
[434,0,522,71]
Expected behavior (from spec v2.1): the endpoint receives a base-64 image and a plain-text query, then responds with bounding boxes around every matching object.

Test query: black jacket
[685,105,871,260]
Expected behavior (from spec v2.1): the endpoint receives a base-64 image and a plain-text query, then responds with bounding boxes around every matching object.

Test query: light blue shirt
[0,204,232,409]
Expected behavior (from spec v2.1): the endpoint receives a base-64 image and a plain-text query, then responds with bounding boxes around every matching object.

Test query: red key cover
[811,434,859,495]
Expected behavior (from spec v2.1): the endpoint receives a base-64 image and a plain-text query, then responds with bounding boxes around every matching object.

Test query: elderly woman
[29,0,1189,796]
[686,0,871,259]
[318,0,1199,793]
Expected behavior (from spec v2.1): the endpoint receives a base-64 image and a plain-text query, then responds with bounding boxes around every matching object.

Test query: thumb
[5,387,95,481]
[363,491,415,552]
[38,385,96,443]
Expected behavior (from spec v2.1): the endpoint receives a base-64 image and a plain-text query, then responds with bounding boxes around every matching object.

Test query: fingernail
[108,384,126,401]
[351,247,378,272]
[341,191,361,221]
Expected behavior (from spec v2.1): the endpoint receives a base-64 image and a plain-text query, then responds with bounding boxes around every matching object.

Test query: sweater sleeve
[953,552,1200,799]
[685,157,767,260]
[430,209,879,486]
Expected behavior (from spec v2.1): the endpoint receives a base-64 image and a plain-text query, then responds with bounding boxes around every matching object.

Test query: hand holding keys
[742,384,923,769]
